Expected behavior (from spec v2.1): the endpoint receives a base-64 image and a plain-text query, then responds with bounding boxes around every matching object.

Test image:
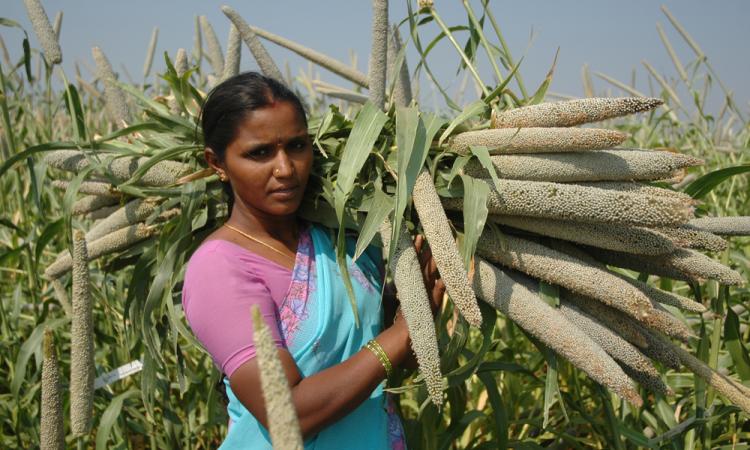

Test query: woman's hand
[414,234,446,315]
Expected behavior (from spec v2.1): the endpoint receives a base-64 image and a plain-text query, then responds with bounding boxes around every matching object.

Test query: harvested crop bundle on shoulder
[491,97,663,128]
[561,292,649,348]
[476,230,654,320]
[45,223,157,280]
[654,225,728,252]
[584,246,743,286]
[380,220,443,406]
[688,216,750,236]
[578,181,696,204]
[444,178,694,227]
[85,198,159,242]
[490,215,676,255]
[558,301,671,396]
[413,170,481,327]
[463,149,702,183]
[71,194,119,216]
[654,332,750,413]
[51,180,120,198]
[622,277,706,313]
[448,127,627,155]
[250,306,303,450]
[44,150,191,186]
[473,258,642,405]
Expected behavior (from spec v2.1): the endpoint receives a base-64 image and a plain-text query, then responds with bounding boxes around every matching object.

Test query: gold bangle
[365,339,393,378]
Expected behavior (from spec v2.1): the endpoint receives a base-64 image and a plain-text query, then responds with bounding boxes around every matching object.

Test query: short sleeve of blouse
[182,241,287,378]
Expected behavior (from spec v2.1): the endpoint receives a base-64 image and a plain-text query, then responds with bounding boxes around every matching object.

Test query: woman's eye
[290,139,308,151]
[247,147,270,158]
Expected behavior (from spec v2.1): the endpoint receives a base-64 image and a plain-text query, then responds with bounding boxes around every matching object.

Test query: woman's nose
[273,150,295,178]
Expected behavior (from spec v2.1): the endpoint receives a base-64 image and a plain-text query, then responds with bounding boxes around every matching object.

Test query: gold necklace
[224,224,296,262]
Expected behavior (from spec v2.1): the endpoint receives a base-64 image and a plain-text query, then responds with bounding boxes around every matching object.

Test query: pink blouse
[182,239,292,378]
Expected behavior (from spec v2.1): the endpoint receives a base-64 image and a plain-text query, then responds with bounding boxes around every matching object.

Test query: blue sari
[220,224,406,449]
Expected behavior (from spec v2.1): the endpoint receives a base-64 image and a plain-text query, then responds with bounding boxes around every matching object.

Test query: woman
[182,72,444,449]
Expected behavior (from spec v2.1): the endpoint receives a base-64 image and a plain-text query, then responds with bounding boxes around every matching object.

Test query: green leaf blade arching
[354,189,394,261]
[683,164,750,199]
[332,102,387,325]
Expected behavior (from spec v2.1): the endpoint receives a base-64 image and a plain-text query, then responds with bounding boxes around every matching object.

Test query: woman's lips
[270,186,299,198]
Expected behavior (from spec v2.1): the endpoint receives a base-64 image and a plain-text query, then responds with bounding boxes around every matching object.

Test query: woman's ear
[204,147,223,173]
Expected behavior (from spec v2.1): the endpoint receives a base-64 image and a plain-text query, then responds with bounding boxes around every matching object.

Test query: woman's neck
[226,205,299,246]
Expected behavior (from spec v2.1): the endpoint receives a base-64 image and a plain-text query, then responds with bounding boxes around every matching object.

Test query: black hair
[199,72,307,211]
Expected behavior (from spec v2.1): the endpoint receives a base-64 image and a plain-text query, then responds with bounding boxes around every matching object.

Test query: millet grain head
[250,306,304,450]
[476,230,655,320]
[44,223,156,280]
[41,330,65,450]
[473,259,642,406]
[23,0,63,65]
[413,170,482,327]
[688,216,750,237]
[92,46,130,124]
[443,178,694,228]
[655,225,728,252]
[221,6,286,84]
[380,220,444,406]
[490,215,676,256]
[449,127,627,155]
[491,97,663,128]
[70,231,94,436]
[463,149,702,183]
[367,0,388,110]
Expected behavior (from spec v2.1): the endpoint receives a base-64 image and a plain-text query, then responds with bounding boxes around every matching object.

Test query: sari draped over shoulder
[219,224,406,450]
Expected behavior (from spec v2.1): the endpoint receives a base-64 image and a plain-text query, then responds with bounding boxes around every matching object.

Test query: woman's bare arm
[229,312,411,439]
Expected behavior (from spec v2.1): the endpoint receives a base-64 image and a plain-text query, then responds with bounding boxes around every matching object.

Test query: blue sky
[4,1,749,116]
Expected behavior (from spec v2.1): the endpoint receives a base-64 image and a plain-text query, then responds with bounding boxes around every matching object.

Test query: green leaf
[11,318,69,398]
[724,306,750,381]
[529,48,559,105]
[469,146,501,191]
[534,338,567,428]
[334,101,388,206]
[438,100,488,146]
[354,189,393,260]
[96,388,139,450]
[392,108,443,258]
[482,55,524,105]
[459,174,489,268]
[683,164,750,199]
[34,219,64,266]
[22,38,32,82]
[61,83,88,141]
[477,372,509,449]
[0,18,24,29]
[331,104,387,326]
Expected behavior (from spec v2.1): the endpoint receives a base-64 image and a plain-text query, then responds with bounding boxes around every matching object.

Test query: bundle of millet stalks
[427,96,750,410]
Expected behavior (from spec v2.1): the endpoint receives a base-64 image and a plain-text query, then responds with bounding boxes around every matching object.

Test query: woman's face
[213,100,313,220]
